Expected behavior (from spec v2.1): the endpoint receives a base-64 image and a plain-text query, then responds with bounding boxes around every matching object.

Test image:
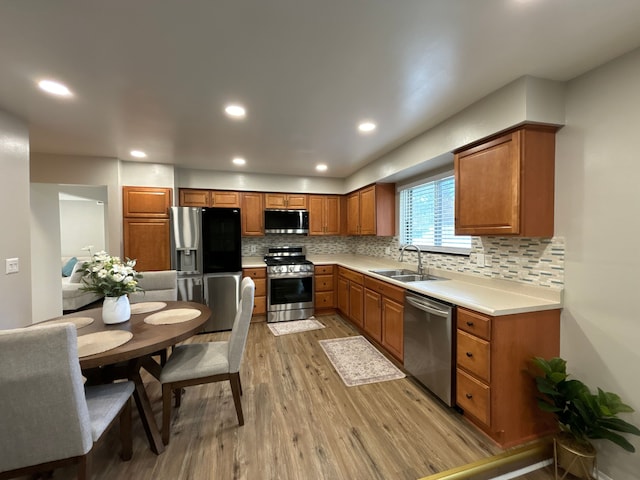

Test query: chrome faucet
[398,244,426,275]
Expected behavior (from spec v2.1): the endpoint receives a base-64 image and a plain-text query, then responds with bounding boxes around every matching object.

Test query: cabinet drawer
[254,278,266,297]
[315,274,334,292]
[457,330,491,382]
[315,291,335,308]
[243,267,266,279]
[457,307,491,340]
[315,264,334,275]
[457,368,490,426]
[338,267,363,285]
[364,276,405,304]
[252,296,266,315]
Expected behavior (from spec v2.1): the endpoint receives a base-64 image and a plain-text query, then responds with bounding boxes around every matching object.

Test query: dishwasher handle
[405,295,450,317]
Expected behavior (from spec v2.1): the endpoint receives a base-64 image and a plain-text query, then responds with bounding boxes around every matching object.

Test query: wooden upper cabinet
[123,218,170,271]
[264,193,308,210]
[308,195,341,236]
[122,186,172,271]
[179,189,240,208]
[123,186,172,218]
[211,191,240,208]
[241,192,264,236]
[179,189,210,207]
[454,124,557,237]
[346,184,395,236]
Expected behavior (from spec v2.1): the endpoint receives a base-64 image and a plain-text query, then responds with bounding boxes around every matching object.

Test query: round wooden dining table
[42,301,211,455]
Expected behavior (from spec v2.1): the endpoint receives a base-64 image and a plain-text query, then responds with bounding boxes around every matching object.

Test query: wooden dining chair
[159,277,255,445]
[0,323,134,480]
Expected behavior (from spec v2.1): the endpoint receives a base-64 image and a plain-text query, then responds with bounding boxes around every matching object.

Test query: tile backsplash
[242,235,564,288]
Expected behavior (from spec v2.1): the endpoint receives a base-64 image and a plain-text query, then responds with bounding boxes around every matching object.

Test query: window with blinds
[399,173,471,254]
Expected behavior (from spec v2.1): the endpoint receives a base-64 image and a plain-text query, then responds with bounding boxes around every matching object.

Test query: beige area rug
[267,317,326,336]
[144,308,200,325]
[319,335,406,387]
[77,330,133,357]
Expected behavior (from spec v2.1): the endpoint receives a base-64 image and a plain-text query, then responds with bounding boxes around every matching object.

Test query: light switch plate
[6,257,19,274]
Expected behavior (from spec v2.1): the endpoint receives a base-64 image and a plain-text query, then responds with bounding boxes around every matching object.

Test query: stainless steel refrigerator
[170,206,242,332]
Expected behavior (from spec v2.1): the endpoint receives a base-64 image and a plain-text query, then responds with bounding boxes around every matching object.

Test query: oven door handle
[268,272,313,280]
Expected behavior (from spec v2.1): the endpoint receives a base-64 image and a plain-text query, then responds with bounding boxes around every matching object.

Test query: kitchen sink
[369,269,448,282]
[369,269,417,277]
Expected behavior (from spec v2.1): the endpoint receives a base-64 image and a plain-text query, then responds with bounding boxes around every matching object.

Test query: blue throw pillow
[62,257,78,277]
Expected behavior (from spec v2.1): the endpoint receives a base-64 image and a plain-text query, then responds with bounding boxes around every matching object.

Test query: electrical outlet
[476,253,485,267]
[385,247,391,255]
[250,245,256,254]
[5,258,19,274]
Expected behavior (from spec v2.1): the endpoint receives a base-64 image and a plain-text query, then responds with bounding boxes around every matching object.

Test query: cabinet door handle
[466,393,473,399]
[466,352,473,357]
[466,321,474,327]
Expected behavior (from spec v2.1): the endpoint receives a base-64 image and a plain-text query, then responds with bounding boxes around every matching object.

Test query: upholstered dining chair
[159,276,255,445]
[0,323,134,480]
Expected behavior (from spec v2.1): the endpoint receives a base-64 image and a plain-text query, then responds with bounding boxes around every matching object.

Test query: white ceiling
[2,0,640,179]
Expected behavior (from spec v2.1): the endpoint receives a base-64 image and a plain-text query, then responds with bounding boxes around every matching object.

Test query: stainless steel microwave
[264,209,309,234]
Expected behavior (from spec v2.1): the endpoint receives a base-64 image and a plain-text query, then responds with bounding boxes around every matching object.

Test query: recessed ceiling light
[225,104,246,118]
[232,157,246,166]
[130,150,147,158]
[38,79,72,97]
[315,164,328,172]
[358,121,377,133]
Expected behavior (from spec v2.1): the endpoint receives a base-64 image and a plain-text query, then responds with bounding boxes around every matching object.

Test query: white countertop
[242,254,563,316]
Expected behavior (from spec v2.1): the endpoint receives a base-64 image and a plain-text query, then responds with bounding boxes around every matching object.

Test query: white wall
[556,48,640,479]
[30,183,63,321]
[0,109,31,329]
[30,154,122,255]
[176,168,346,195]
[120,161,175,189]
[59,197,106,256]
[346,76,565,191]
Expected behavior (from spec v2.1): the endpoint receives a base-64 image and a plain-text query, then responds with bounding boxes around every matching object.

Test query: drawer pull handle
[466,352,473,357]
[466,393,473,399]
[466,321,474,326]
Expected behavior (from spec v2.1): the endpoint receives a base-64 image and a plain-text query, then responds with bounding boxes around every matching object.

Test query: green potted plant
[532,357,640,479]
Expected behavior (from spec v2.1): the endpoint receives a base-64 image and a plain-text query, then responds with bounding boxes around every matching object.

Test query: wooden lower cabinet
[363,289,382,342]
[349,283,364,328]
[455,306,560,448]
[336,267,364,328]
[242,267,266,318]
[364,276,404,361]
[123,218,170,271]
[381,297,403,361]
[314,265,335,312]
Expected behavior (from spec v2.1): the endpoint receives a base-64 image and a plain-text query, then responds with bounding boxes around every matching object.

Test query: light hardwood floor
[38,314,554,480]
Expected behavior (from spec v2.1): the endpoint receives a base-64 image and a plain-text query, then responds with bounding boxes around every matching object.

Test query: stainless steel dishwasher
[404,291,455,406]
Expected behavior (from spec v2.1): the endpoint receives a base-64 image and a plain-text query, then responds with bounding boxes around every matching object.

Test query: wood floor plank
[26,314,554,480]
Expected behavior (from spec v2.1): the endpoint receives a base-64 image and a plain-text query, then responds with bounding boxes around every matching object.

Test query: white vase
[102,295,131,324]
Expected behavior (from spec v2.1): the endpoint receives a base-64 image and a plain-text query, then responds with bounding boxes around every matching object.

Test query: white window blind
[399,174,471,254]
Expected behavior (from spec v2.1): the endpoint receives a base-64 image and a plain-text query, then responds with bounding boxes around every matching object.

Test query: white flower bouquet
[80,250,143,298]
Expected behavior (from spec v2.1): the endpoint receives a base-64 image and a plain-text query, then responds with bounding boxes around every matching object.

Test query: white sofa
[128,270,178,303]
[61,256,103,311]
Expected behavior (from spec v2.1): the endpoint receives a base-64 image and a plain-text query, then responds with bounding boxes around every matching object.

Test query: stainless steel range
[264,246,314,323]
